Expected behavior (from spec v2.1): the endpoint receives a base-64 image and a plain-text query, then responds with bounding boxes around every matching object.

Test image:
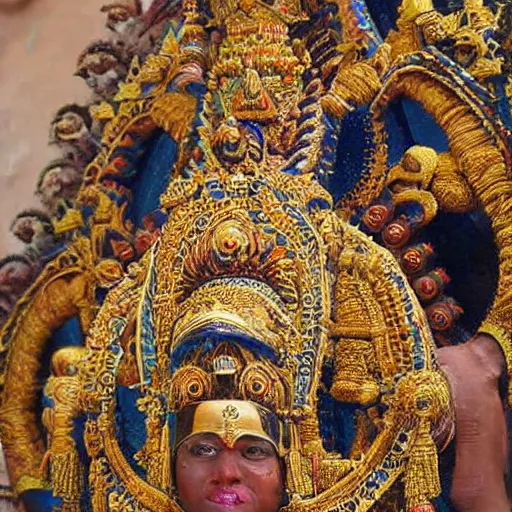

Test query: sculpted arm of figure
[437,334,510,512]
[0,261,95,497]
[321,44,392,120]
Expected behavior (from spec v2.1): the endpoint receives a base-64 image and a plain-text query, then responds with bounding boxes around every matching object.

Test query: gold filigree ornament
[70,154,454,511]
[0,2,472,510]
[0,237,97,493]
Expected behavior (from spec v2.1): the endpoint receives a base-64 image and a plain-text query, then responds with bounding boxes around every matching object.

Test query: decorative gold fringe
[331,339,380,406]
[405,421,440,509]
[286,423,313,497]
[51,451,82,512]
[150,92,198,142]
[160,422,172,493]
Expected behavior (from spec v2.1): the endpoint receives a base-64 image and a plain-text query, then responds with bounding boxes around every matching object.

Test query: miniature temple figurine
[101,0,142,35]
[10,210,60,260]
[0,0,512,511]
[75,41,129,99]
[49,104,98,168]
[35,160,83,215]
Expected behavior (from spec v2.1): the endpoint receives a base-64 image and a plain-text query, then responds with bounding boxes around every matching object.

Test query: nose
[210,450,243,486]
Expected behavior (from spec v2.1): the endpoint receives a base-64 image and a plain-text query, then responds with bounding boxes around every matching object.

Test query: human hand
[437,334,510,512]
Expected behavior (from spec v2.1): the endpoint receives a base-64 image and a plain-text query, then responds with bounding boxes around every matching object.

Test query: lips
[207,488,248,507]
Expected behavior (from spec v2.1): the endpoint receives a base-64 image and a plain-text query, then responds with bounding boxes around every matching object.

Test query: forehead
[82,51,117,63]
[192,401,268,440]
[105,1,139,14]
[56,111,83,122]
[109,6,132,15]
[45,167,64,177]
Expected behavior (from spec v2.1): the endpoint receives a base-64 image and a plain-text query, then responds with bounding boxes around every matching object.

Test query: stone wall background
[0,0,108,258]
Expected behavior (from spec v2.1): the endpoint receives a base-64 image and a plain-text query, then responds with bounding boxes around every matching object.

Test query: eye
[242,443,273,461]
[190,442,218,458]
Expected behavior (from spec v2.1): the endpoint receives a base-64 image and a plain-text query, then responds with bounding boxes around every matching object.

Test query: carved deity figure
[0,1,512,511]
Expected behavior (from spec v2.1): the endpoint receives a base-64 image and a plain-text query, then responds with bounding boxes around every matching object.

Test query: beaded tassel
[406,421,440,512]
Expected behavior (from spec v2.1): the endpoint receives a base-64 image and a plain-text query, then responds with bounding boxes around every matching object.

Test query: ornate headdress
[172,400,281,452]
[74,131,453,510]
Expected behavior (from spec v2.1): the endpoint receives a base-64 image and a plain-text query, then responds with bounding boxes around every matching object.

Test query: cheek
[244,461,283,506]
[175,459,208,503]
[115,19,135,33]
[101,69,120,83]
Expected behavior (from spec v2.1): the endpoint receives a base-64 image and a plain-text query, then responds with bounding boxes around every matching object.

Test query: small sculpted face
[176,433,283,512]
[41,167,64,196]
[103,2,140,34]
[39,165,81,201]
[11,216,37,244]
[51,112,87,143]
[76,51,123,97]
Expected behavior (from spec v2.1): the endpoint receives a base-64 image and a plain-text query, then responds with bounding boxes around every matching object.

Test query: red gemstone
[414,276,439,301]
[427,303,454,332]
[382,220,411,248]
[223,239,238,250]
[363,204,390,231]
[402,248,423,274]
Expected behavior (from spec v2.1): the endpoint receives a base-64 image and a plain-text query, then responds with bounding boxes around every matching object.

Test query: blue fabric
[131,130,178,227]
[383,103,416,166]
[488,75,512,130]
[50,317,84,349]
[327,107,377,203]
[364,0,402,36]
[401,98,450,153]
[116,386,148,479]
[21,490,61,512]
[318,365,358,457]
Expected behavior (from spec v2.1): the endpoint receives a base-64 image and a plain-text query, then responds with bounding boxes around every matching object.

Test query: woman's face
[175,433,283,512]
